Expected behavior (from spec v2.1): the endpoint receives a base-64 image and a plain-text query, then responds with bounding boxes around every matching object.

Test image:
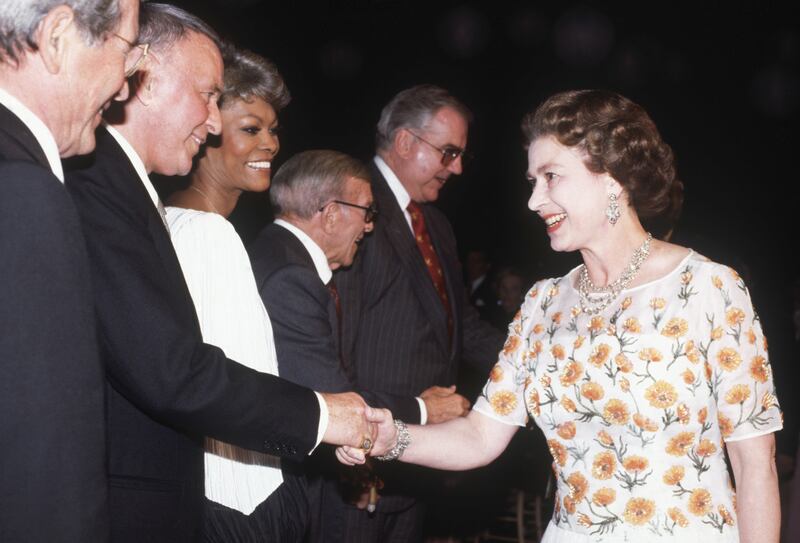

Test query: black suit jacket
[0,104,108,542]
[250,223,423,541]
[250,222,421,422]
[335,163,504,511]
[65,127,320,542]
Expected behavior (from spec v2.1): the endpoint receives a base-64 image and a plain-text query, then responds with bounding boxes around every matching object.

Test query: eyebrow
[535,161,559,172]
[240,114,275,125]
[526,160,562,180]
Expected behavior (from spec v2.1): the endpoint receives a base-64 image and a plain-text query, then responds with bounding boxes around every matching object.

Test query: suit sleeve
[261,264,422,423]
[66,170,319,460]
[0,162,108,541]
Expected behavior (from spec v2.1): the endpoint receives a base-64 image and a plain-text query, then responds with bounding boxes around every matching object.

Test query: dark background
[168,0,799,451]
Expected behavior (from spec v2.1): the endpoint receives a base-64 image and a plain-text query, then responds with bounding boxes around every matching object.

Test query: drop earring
[606,192,621,225]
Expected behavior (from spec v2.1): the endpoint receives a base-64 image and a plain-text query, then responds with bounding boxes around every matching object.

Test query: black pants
[203,469,309,543]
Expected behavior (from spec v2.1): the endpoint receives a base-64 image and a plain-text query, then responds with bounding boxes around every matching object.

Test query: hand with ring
[361,436,373,452]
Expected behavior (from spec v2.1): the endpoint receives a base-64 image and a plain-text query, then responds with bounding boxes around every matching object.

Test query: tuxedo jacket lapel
[97,129,195,307]
[371,168,450,355]
[283,228,342,357]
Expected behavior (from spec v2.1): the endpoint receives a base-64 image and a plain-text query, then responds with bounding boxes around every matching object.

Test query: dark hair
[270,150,370,219]
[137,2,220,55]
[0,0,122,64]
[521,90,683,222]
[218,45,290,111]
[375,84,472,152]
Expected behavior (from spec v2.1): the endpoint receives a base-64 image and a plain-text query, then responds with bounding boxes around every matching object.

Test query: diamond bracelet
[375,419,410,461]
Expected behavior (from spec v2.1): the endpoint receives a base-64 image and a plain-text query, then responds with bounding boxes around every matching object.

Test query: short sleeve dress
[473,251,782,542]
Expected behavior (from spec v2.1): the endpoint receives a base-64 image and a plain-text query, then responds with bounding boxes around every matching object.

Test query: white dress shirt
[104,124,163,210]
[374,155,413,233]
[275,219,332,284]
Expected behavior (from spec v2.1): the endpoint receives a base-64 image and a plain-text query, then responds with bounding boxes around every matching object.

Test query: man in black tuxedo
[334,85,505,541]
[65,5,377,542]
[249,150,470,540]
[0,1,139,540]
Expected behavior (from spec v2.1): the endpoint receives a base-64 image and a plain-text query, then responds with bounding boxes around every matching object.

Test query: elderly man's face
[146,31,223,176]
[399,106,468,204]
[327,177,374,269]
[63,0,139,156]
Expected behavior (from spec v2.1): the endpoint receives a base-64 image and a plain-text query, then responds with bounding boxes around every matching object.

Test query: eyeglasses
[112,33,149,77]
[408,131,472,167]
[320,200,379,223]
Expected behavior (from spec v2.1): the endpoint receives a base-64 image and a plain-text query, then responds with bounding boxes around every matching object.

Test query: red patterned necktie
[407,201,453,339]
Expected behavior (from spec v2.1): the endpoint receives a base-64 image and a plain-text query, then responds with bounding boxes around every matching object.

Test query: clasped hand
[320,392,396,463]
[334,406,398,466]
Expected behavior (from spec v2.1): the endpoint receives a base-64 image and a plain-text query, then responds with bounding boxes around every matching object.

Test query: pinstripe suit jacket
[335,162,504,512]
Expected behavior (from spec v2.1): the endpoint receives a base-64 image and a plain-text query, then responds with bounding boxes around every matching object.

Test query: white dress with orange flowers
[473,251,782,542]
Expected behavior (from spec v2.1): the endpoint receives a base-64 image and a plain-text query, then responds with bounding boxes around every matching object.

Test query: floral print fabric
[474,251,782,541]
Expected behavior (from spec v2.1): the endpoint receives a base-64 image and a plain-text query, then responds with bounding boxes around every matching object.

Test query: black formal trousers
[249,223,425,542]
[0,104,108,542]
[334,163,505,541]
[65,127,321,542]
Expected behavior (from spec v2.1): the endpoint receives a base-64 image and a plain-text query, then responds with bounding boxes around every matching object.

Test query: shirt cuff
[416,396,428,425]
[312,391,329,453]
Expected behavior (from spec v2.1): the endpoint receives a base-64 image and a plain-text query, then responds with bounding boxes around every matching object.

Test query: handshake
[320,391,399,465]
[321,385,470,465]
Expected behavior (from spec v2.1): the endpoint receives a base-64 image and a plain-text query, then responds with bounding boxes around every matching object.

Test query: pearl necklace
[189,185,221,215]
[577,232,653,315]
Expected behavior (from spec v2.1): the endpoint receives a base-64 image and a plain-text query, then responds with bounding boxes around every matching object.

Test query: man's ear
[36,5,78,75]
[131,64,156,106]
[394,128,414,159]
[322,203,339,233]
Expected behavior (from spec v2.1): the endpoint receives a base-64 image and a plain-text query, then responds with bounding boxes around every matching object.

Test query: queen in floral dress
[479,249,780,542]
[342,90,783,543]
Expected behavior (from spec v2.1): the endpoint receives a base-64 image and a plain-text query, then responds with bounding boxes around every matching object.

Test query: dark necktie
[327,279,345,367]
[407,201,453,340]
[327,279,342,327]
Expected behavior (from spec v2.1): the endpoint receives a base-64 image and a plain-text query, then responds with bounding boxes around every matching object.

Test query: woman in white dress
[345,90,783,543]
[165,47,305,541]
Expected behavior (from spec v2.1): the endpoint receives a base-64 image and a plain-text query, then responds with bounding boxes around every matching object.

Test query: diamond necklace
[577,232,653,315]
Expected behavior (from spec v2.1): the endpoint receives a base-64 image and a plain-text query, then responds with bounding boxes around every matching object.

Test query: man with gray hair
[251,150,378,398]
[66,5,381,541]
[251,149,481,541]
[0,0,140,540]
[334,85,505,541]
